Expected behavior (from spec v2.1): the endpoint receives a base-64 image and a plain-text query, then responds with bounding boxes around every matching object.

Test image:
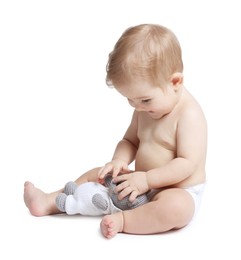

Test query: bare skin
[100,188,195,238]
[24,181,61,216]
[24,167,100,216]
[100,212,124,239]
[99,81,207,238]
[24,79,207,238]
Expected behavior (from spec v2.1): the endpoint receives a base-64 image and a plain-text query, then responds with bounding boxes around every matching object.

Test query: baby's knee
[155,189,195,225]
[172,194,195,226]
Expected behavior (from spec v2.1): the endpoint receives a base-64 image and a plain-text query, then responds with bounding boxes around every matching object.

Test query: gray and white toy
[55,175,149,216]
[104,175,149,210]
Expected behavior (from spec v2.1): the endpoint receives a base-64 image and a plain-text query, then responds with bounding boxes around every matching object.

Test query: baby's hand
[113,171,149,202]
[98,159,130,180]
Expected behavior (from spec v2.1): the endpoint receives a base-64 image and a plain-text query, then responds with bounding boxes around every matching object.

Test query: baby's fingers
[98,165,113,179]
[114,180,129,193]
[113,174,128,184]
[129,190,138,202]
[117,186,133,200]
[111,167,122,178]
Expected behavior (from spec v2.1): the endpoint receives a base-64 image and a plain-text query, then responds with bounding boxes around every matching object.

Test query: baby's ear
[170,72,183,91]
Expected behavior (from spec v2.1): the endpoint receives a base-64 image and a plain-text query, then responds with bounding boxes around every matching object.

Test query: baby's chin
[148,112,162,120]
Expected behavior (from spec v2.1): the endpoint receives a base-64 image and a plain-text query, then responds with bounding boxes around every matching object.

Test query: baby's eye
[141,99,151,104]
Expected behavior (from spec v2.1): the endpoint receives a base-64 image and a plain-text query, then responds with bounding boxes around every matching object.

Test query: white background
[0,0,240,259]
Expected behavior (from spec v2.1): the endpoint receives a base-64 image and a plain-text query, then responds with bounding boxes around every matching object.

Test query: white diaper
[147,182,206,218]
[184,182,206,217]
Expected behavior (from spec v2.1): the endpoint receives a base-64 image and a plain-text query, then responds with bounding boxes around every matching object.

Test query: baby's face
[115,81,180,119]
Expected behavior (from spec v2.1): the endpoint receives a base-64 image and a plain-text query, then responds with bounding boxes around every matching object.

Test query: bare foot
[100,212,124,239]
[23,181,60,216]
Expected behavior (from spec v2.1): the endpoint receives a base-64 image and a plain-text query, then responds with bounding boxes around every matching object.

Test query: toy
[55,175,149,216]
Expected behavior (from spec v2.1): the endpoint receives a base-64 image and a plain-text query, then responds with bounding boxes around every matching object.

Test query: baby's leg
[23,167,101,216]
[23,181,61,216]
[100,188,195,238]
[100,212,124,239]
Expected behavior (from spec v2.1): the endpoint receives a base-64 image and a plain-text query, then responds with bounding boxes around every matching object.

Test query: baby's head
[106,24,183,89]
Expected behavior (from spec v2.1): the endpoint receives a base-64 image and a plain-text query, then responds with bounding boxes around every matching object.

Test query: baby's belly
[135,144,206,187]
[135,144,175,171]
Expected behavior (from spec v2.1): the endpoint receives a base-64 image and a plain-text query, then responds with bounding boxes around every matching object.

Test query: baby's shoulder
[178,94,207,128]
[180,90,205,118]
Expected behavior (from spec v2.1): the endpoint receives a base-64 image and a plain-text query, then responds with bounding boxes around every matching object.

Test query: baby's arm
[98,111,139,179]
[113,106,207,200]
[147,107,207,188]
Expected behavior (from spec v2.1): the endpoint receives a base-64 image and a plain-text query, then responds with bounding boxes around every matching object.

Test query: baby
[24,23,207,239]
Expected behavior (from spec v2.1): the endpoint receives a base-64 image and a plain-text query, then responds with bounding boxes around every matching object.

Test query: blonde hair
[106,24,183,88]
